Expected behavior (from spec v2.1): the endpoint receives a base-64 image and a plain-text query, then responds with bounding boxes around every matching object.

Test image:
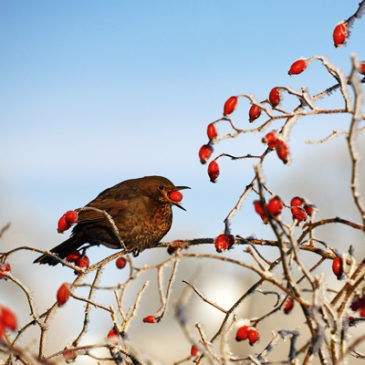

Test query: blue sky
[0,0,364,247]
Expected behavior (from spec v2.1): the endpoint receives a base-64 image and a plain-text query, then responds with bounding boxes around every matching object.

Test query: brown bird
[34,176,189,266]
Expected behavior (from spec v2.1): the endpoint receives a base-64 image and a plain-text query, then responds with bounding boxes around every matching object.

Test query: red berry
[215,234,231,253]
[107,328,119,345]
[269,87,281,107]
[253,200,265,216]
[143,315,156,323]
[168,191,183,202]
[360,308,365,317]
[235,325,249,341]
[291,196,304,207]
[288,59,307,75]
[207,123,218,139]
[332,256,343,280]
[191,345,199,356]
[208,160,219,182]
[116,257,127,269]
[107,328,119,338]
[283,298,294,314]
[262,130,278,149]
[66,251,81,263]
[275,139,289,164]
[291,206,307,222]
[223,96,238,116]
[57,214,71,233]
[253,200,268,223]
[359,61,365,75]
[1,307,17,331]
[76,255,89,268]
[249,105,261,122]
[65,210,78,225]
[199,144,213,164]
[63,347,77,362]
[304,204,313,216]
[266,196,283,217]
[0,262,10,279]
[333,22,348,47]
[57,283,70,306]
[248,328,260,345]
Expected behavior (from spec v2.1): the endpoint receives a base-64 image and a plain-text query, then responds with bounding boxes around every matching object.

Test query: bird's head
[139,176,190,210]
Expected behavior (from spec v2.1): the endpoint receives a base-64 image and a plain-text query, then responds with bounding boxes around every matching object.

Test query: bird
[34,176,189,266]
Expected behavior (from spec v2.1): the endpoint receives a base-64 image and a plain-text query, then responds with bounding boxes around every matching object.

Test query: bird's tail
[34,233,84,266]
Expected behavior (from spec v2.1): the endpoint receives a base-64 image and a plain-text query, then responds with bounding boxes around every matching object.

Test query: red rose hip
[332,256,343,280]
[291,206,307,222]
[76,255,90,268]
[333,22,348,47]
[262,130,278,149]
[283,298,294,314]
[223,96,238,116]
[191,345,199,356]
[208,160,219,182]
[207,123,218,139]
[288,59,307,75]
[143,315,156,323]
[249,105,261,122]
[66,251,81,263]
[57,283,70,306]
[214,233,232,252]
[267,196,283,217]
[168,191,183,202]
[291,196,304,207]
[1,307,17,331]
[116,257,127,269]
[199,144,213,164]
[248,328,260,345]
[65,210,78,225]
[269,88,281,107]
[275,139,289,164]
[57,214,71,233]
[235,325,249,341]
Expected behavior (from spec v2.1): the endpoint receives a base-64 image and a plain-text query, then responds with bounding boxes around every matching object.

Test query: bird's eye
[158,185,164,190]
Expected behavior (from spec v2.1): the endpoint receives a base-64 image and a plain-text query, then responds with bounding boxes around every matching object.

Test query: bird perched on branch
[34,176,189,266]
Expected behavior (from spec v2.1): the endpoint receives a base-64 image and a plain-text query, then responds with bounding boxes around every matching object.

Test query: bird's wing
[76,185,150,225]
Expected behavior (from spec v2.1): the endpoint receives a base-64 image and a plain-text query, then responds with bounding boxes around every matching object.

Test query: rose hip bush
[1,1,365,364]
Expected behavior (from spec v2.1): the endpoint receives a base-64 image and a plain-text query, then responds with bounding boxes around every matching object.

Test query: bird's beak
[175,186,190,191]
[171,186,190,211]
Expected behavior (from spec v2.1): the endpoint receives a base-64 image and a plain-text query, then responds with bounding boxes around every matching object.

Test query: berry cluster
[66,251,90,269]
[253,196,283,224]
[254,195,314,224]
[262,130,289,164]
[235,325,260,346]
[57,210,78,233]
